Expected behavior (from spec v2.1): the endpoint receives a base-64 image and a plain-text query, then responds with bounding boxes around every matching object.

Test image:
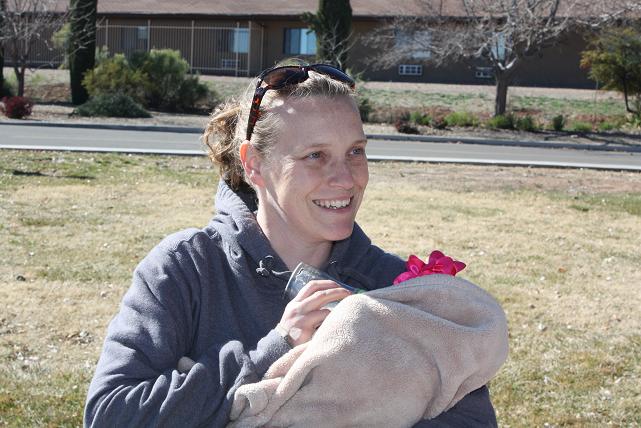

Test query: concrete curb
[366,133,641,153]
[3,119,641,153]
[0,119,201,134]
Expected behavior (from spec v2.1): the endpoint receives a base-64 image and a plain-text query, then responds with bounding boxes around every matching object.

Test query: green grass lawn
[1,150,640,426]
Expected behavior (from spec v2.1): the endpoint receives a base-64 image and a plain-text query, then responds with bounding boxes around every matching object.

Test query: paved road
[2,123,641,171]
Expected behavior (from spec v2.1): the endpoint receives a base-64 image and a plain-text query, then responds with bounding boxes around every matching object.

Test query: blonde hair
[203,69,356,192]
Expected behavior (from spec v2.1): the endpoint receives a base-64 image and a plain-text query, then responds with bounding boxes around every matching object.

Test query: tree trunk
[0,49,5,95]
[0,0,5,95]
[15,65,25,96]
[494,74,509,116]
[69,0,98,105]
[621,80,639,116]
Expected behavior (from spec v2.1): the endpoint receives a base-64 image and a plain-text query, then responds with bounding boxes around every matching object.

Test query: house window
[475,67,493,79]
[232,28,249,54]
[137,26,148,42]
[395,30,431,59]
[399,64,423,76]
[284,28,316,55]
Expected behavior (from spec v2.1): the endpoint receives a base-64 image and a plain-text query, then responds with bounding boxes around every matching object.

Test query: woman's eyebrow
[303,139,368,149]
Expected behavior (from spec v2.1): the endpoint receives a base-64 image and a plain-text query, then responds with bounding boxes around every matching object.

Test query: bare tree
[0,0,68,96]
[314,21,356,71]
[366,0,638,116]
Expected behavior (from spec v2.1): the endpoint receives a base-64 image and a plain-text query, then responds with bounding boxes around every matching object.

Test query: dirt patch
[24,83,70,103]
[362,80,620,100]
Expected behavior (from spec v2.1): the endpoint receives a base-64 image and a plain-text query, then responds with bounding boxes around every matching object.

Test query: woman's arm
[413,386,498,427]
[84,238,290,427]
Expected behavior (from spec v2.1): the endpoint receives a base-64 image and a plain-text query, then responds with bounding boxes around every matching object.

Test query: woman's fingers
[279,279,353,347]
[286,309,331,344]
[293,279,346,301]
[298,285,351,312]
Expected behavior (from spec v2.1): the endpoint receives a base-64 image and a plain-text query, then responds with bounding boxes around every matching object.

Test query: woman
[84,63,499,427]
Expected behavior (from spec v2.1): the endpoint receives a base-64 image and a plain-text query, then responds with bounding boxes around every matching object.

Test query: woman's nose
[328,160,355,189]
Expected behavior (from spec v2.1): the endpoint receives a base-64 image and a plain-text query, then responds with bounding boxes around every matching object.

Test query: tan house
[26,0,595,87]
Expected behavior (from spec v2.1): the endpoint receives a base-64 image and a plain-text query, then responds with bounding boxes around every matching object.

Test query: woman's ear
[240,141,265,187]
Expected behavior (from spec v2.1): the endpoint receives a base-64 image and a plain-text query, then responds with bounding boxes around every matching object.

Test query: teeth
[314,198,351,209]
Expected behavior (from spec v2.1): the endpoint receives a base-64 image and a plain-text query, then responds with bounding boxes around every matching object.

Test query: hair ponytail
[203,100,251,192]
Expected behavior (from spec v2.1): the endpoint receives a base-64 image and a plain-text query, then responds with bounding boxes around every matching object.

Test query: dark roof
[95,0,430,18]
[41,0,636,20]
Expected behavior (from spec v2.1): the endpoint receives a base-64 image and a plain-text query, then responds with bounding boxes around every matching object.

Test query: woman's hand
[278,280,352,347]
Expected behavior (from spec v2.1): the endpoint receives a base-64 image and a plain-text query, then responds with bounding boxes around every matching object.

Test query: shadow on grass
[11,169,95,180]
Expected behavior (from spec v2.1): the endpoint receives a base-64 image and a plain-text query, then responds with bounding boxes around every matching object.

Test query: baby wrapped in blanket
[226,256,509,428]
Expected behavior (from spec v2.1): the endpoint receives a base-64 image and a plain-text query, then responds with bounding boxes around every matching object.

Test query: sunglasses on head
[245,63,356,141]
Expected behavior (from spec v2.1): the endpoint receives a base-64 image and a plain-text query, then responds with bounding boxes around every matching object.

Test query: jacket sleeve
[84,238,290,428]
[412,386,498,427]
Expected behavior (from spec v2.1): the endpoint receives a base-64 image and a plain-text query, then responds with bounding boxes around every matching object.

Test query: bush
[72,93,151,118]
[486,114,515,130]
[409,111,432,126]
[130,49,209,112]
[597,121,616,131]
[357,94,372,122]
[1,96,34,119]
[444,111,478,127]
[569,121,593,133]
[581,27,641,119]
[82,50,211,112]
[174,75,211,112]
[515,115,538,132]
[82,54,147,103]
[551,114,565,131]
[95,45,111,65]
[405,111,432,126]
[1,79,15,98]
[395,117,420,134]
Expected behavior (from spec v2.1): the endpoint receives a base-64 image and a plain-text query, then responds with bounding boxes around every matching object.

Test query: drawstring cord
[256,255,290,279]
[256,256,374,289]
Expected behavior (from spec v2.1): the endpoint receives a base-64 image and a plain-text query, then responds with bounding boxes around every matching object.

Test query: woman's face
[254,95,369,247]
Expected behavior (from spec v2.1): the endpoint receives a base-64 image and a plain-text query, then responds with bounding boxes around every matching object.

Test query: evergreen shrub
[357,94,372,122]
[551,114,565,131]
[487,114,515,130]
[82,49,214,112]
[82,54,147,103]
[515,115,538,132]
[409,111,432,126]
[130,49,210,111]
[444,111,478,127]
[72,93,151,118]
[569,121,593,133]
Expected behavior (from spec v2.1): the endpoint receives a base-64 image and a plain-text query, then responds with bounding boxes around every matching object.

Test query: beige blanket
[228,274,509,428]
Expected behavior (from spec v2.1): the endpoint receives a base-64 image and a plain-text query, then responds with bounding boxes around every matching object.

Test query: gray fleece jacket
[84,180,498,427]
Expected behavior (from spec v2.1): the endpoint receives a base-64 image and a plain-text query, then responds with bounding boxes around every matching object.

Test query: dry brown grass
[1,150,640,426]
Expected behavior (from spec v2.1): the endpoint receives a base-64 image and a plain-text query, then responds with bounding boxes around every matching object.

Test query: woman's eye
[351,147,365,156]
[306,152,321,160]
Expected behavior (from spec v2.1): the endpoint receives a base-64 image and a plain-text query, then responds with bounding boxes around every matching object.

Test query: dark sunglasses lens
[262,67,306,87]
[312,65,354,86]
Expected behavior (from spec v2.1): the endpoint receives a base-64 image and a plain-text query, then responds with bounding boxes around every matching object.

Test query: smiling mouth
[313,197,352,210]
